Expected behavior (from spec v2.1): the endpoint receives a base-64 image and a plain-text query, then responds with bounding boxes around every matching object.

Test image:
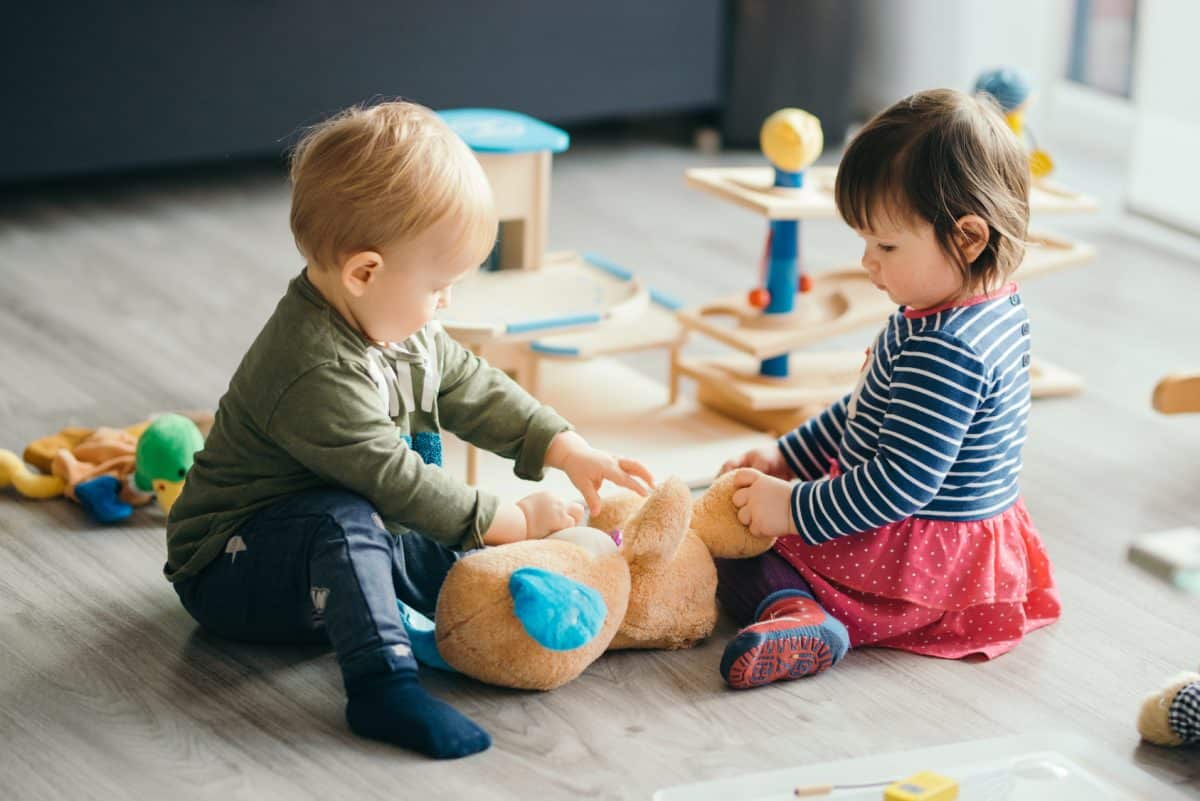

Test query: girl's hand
[545,431,654,516]
[516,491,586,540]
[729,468,798,538]
[719,444,792,479]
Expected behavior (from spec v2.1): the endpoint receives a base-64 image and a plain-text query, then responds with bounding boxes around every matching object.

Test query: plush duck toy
[134,414,205,514]
[3,412,209,523]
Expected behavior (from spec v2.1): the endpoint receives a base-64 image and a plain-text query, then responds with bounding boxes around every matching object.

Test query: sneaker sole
[725,634,833,689]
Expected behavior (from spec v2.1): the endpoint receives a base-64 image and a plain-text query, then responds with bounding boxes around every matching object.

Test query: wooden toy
[439,110,687,393]
[438,109,704,481]
[675,106,1100,434]
[1152,372,1200,414]
[439,108,568,271]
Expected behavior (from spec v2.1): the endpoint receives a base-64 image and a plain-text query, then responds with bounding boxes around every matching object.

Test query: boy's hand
[545,431,654,516]
[517,491,586,540]
[730,468,798,538]
[720,444,792,479]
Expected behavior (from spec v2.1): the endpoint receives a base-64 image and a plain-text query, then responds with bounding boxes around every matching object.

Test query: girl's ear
[954,215,989,264]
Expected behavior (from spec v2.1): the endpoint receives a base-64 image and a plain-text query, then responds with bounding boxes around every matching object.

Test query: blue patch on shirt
[400,432,443,467]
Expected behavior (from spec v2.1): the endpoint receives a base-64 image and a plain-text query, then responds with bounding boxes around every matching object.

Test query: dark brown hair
[834,88,1030,292]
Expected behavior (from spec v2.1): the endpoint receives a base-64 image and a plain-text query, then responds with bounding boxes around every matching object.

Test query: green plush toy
[134,414,204,514]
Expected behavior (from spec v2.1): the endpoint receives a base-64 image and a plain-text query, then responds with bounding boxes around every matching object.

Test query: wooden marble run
[439,109,685,388]
[673,104,1099,434]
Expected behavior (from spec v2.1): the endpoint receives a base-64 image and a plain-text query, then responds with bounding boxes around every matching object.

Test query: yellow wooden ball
[760,108,824,172]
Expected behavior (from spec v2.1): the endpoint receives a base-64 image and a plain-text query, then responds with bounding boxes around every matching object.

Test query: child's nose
[861,248,877,271]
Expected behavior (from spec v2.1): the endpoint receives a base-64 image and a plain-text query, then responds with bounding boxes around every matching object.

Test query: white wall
[850,0,1074,130]
[1126,0,1200,233]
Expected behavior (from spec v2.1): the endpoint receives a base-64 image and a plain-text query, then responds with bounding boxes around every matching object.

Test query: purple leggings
[714,550,814,627]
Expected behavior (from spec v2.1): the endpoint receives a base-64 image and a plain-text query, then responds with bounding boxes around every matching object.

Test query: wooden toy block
[1153,373,1200,414]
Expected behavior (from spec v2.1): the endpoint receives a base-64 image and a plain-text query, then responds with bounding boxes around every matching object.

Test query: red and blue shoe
[720,589,849,689]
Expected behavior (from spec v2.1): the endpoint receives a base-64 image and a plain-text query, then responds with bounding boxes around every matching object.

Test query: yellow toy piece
[760,108,823,173]
[0,449,66,499]
[1029,149,1054,179]
[1004,108,1026,136]
[884,771,959,801]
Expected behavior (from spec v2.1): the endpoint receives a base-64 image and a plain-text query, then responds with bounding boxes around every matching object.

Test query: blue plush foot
[75,475,132,524]
[345,671,491,759]
[396,600,456,673]
[720,589,850,689]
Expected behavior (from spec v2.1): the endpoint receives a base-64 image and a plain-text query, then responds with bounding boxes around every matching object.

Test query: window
[1067,0,1139,98]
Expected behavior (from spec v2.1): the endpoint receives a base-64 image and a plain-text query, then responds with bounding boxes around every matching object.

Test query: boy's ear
[954,215,989,264]
[340,250,383,297]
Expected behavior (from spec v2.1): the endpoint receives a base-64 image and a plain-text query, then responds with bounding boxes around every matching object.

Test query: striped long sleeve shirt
[779,284,1033,546]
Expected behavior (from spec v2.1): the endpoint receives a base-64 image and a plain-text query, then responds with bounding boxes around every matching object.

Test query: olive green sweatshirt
[165,270,570,583]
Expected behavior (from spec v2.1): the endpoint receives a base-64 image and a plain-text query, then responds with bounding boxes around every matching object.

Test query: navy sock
[345,670,491,759]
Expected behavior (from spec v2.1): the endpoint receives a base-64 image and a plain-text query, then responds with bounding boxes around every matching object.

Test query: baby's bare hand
[516,491,586,540]
[719,445,791,479]
[729,468,797,538]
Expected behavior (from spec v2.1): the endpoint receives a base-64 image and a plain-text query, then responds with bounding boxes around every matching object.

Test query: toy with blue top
[436,109,696,482]
[974,67,1055,179]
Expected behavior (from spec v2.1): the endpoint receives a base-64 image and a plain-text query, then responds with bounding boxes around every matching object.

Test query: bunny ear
[620,477,693,566]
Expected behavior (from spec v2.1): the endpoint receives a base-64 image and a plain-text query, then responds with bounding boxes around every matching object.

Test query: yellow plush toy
[433,473,772,690]
[0,450,66,499]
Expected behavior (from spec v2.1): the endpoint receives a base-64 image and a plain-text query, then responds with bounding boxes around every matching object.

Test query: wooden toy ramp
[676,269,895,360]
[674,350,1084,435]
[673,230,1092,364]
[685,165,1099,220]
[440,251,650,347]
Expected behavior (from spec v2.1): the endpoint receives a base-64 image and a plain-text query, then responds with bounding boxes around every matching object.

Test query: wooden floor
[2,139,1199,800]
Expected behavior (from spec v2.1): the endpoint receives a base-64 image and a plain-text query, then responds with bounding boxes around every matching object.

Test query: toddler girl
[716,88,1061,688]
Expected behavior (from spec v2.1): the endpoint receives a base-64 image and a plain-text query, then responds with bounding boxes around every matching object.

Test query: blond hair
[289,101,497,271]
[835,88,1030,292]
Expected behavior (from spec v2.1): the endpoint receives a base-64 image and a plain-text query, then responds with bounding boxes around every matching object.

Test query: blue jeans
[173,488,461,687]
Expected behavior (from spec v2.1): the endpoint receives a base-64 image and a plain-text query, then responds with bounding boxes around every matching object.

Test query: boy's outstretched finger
[578,483,602,518]
[618,458,655,491]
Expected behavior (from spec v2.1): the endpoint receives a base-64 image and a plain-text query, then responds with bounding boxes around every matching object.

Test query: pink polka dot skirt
[773,498,1061,659]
